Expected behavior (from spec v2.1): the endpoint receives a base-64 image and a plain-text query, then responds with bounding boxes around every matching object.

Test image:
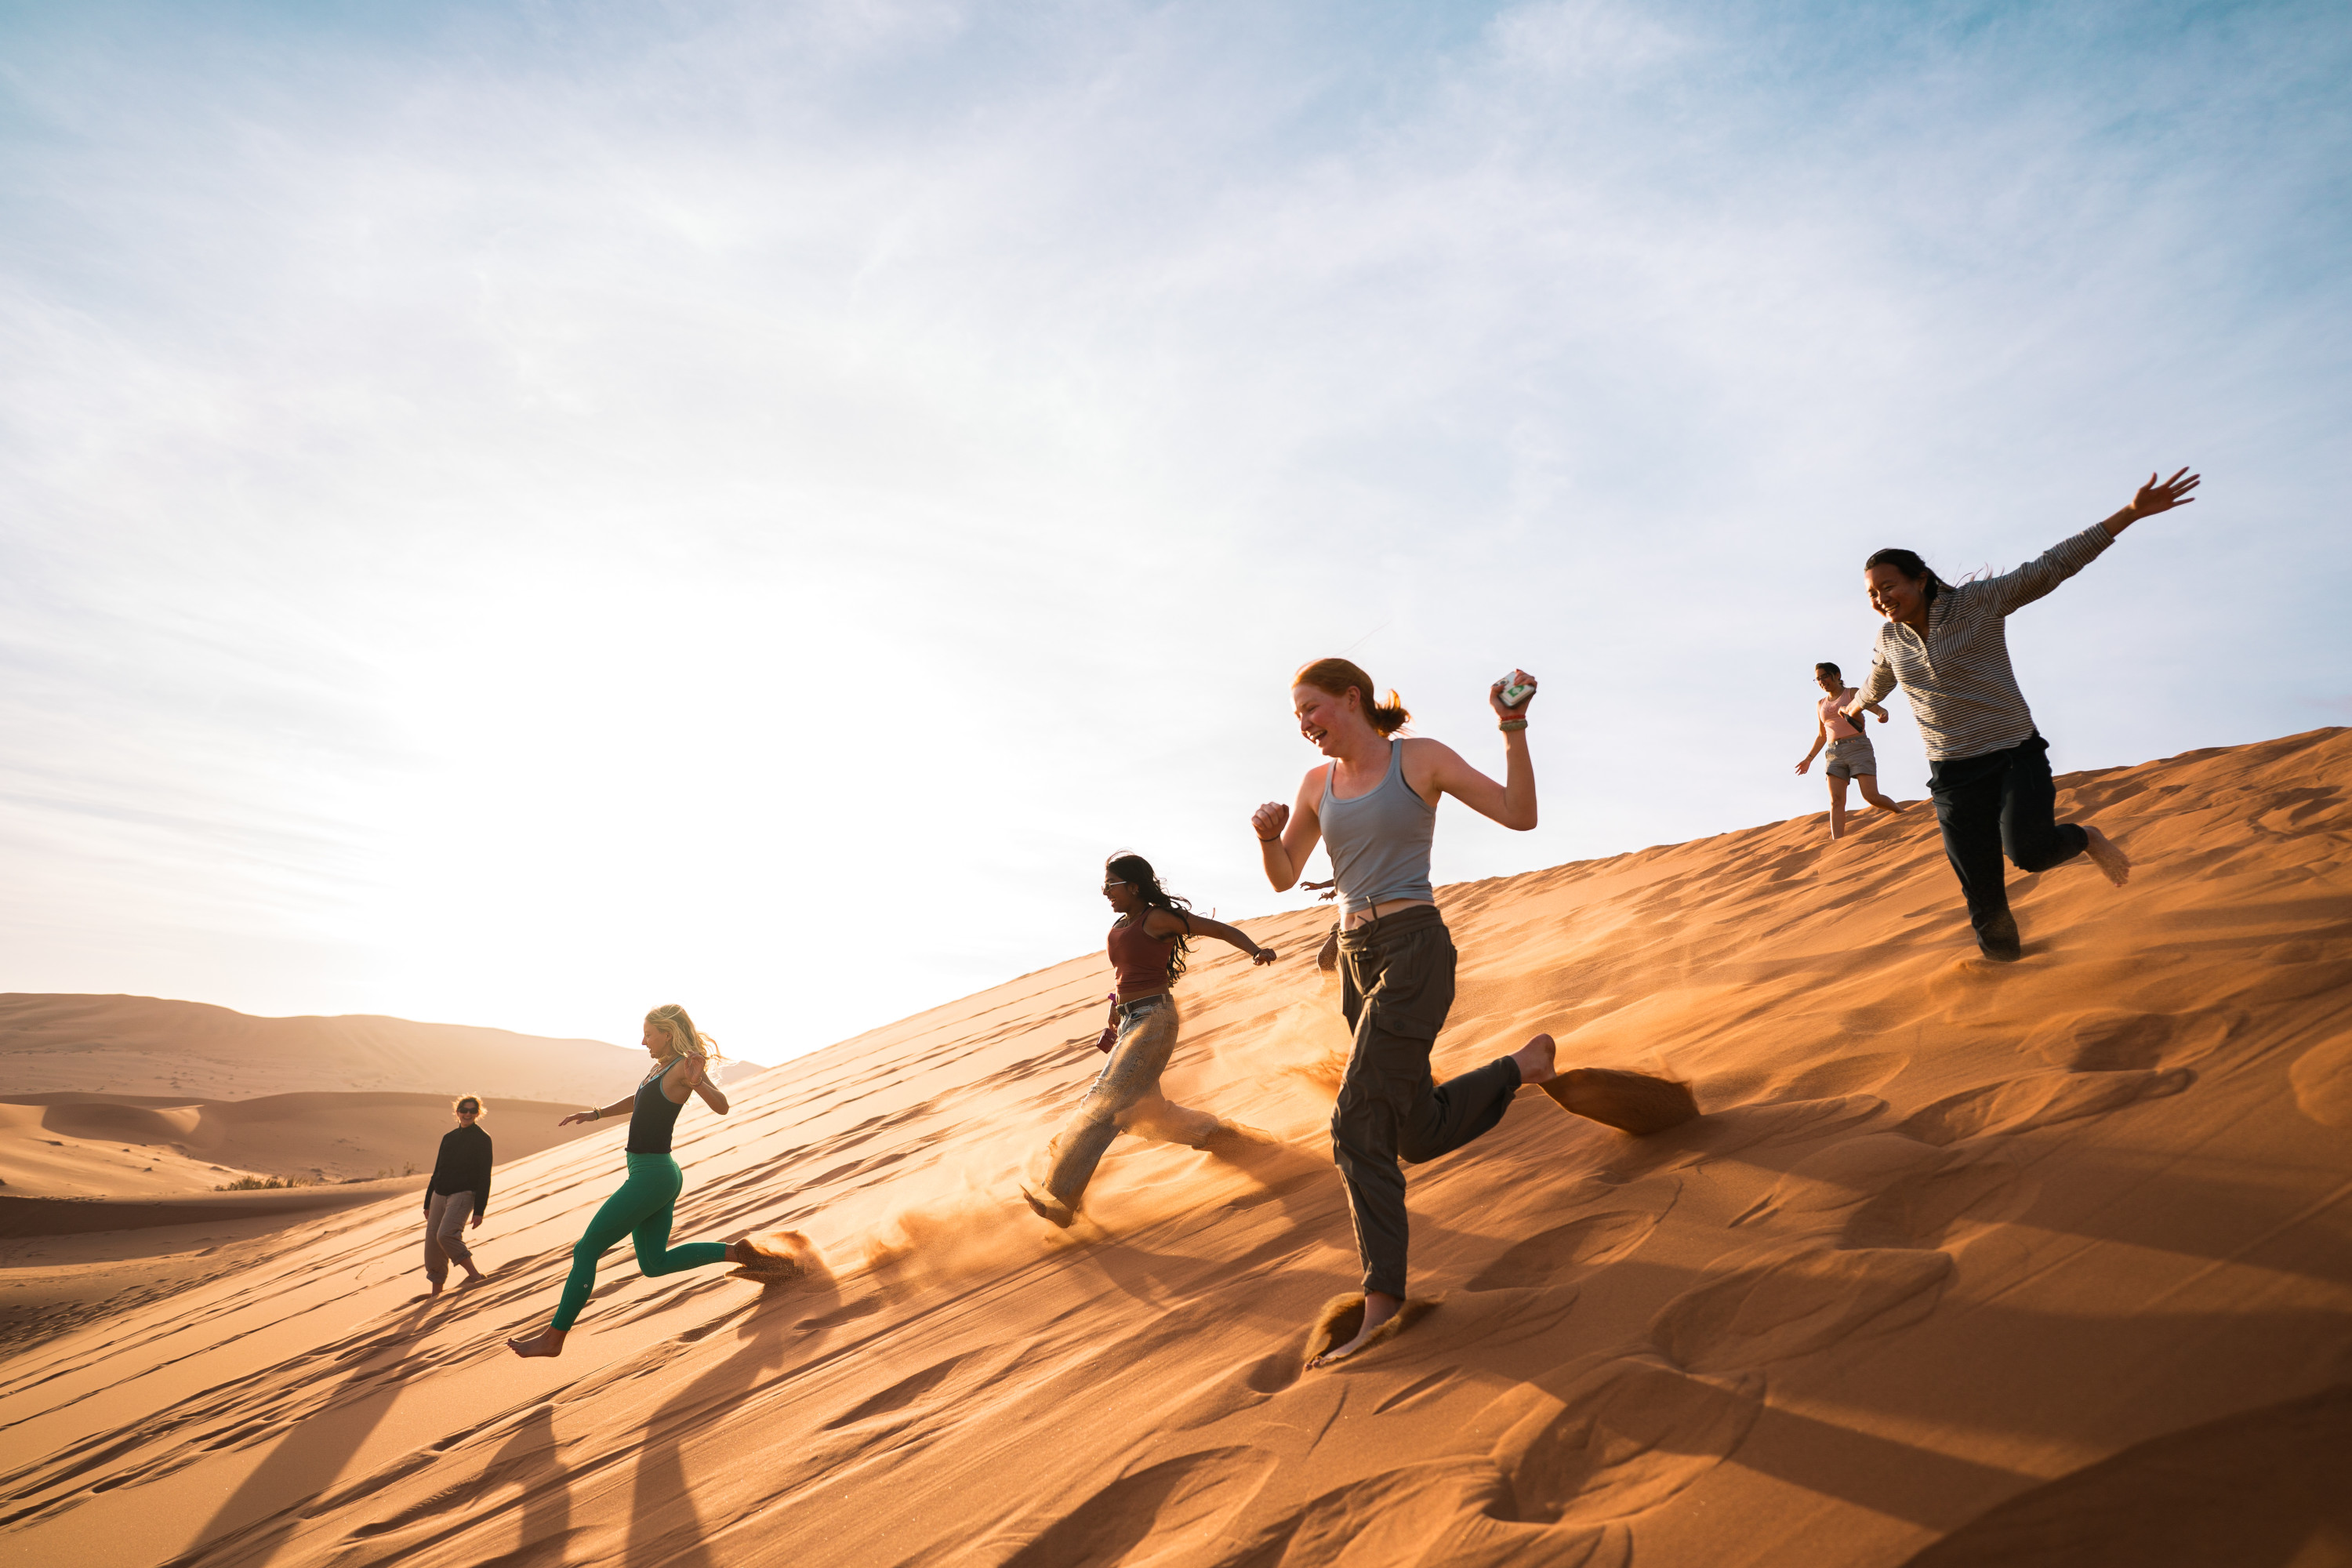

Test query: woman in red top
[1023,853,1278,1226]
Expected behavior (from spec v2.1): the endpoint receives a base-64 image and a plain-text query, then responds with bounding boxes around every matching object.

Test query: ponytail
[1293,657,1410,735]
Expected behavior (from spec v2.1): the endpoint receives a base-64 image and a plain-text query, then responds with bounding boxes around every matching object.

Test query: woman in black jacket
[424,1095,492,1294]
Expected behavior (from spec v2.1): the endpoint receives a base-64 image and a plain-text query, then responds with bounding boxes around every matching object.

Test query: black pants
[1926,733,2087,959]
[1332,906,1523,1298]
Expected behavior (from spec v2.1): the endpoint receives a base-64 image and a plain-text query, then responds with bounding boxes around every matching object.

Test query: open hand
[1795,759,1811,775]
[559,1111,594,1127]
[2128,466,2200,518]
[1251,801,1290,841]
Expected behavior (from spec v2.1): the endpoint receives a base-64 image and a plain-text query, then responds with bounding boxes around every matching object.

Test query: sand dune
[0,1091,606,1197]
[0,995,644,1102]
[2,728,2348,1567]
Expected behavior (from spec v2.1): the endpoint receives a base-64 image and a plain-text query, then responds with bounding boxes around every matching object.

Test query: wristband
[1497,718,1528,732]
[591,1107,601,1120]
[1257,834,1279,843]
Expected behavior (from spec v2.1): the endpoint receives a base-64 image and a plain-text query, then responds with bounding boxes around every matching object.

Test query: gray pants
[423,1189,477,1286]
[1334,906,1523,1299]
[1042,998,1223,1210]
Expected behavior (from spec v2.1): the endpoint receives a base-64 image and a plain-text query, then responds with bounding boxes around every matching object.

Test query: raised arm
[1424,677,1537,829]
[675,1056,729,1116]
[1989,467,2201,615]
[1251,769,1326,891]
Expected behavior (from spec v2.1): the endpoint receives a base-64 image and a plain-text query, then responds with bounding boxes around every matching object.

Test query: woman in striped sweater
[1845,467,2199,961]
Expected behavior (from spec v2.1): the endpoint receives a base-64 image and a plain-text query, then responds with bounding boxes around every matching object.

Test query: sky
[2,0,2347,1065]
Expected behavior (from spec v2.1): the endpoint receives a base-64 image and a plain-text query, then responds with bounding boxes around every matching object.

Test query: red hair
[1293,658,1410,735]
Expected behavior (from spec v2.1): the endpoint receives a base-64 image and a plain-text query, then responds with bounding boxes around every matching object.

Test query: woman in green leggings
[507,1004,787,1357]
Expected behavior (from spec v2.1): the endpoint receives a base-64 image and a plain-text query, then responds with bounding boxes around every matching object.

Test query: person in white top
[1795,661,1904,839]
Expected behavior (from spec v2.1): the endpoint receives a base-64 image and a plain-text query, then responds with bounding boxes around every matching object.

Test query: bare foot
[1309,1291,1401,1369]
[1022,1188,1076,1229]
[727,1236,804,1276]
[2082,825,2131,888]
[456,1267,487,1288]
[506,1327,565,1358]
[428,1279,445,1298]
[1509,1032,1558,1087]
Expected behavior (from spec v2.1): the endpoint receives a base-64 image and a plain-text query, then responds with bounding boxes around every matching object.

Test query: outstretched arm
[559,1095,634,1127]
[1251,771,1326,891]
[1148,909,1276,965]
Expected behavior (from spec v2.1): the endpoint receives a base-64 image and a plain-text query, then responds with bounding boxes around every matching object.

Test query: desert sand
[0,995,646,1102]
[1,727,2347,1567]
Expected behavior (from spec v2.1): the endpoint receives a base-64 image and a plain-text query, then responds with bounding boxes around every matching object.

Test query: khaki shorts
[1824,736,1878,779]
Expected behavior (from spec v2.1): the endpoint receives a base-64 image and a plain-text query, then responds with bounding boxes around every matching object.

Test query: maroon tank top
[1108,916,1179,992]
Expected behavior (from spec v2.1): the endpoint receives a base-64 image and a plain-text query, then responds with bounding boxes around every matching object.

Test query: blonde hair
[1294,657,1410,736]
[452,1094,486,1116]
[645,1004,722,1063]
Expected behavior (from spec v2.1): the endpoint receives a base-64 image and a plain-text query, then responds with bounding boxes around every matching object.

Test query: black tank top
[626,1062,688,1153]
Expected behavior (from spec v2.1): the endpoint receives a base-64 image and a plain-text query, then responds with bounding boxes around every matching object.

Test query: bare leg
[1857,774,1906,814]
[2081,823,2131,887]
[507,1327,566,1358]
[1828,775,1850,839]
[1310,1290,1403,1369]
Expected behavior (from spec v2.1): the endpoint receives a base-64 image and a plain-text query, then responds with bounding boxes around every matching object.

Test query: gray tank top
[1319,739,1437,917]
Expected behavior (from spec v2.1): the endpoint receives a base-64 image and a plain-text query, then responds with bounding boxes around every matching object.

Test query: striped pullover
[1857,523,2114,762]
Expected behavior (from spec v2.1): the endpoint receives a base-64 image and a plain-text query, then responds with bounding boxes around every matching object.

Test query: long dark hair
[1864,547,1956,607]
[1105,851,1193,980]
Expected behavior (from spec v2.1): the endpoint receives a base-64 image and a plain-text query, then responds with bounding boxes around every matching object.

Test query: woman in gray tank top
[1250,657,1559,1367]
[1254,659,1696,1366]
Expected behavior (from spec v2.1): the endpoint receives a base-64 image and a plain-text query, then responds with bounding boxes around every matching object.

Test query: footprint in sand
[1726,1137,2032,1252]
[1486,1356,1767,1525]
[1468,1201,1673,1292]
[1894,1069,2194,1148]
[993,1446,1278,1568]
[2024,1010,2238,1073]
[2290,1034,2352,1128]
[1650,1245,1953,1374]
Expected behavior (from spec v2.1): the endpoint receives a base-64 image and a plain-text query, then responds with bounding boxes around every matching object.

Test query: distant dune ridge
[2,728,2349,1568]
[0,995,644,1102]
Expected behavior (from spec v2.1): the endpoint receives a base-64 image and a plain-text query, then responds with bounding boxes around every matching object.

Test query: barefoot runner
[1795,661,1905,839]
[1022,853,1279,1227]
[1846,468,2198,961]
[507,1005,790,1357]
[1250,659,1566,1367]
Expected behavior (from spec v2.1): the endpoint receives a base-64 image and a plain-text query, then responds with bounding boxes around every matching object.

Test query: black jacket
[426,1123,493,1217]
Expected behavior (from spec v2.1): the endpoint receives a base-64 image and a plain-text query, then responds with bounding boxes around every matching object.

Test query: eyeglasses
[457,1106,479,1115]
[1102,880,1131,891]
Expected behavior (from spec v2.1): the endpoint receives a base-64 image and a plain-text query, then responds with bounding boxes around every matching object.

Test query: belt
[1114,995,1167,1020]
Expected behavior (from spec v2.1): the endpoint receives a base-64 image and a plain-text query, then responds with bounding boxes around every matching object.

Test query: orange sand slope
[0,996,642,1103]
[0,1092,605,1198]
[2,728,2348,1568]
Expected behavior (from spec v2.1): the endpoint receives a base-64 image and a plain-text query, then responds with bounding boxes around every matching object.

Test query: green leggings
[553,1152,731,1330]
